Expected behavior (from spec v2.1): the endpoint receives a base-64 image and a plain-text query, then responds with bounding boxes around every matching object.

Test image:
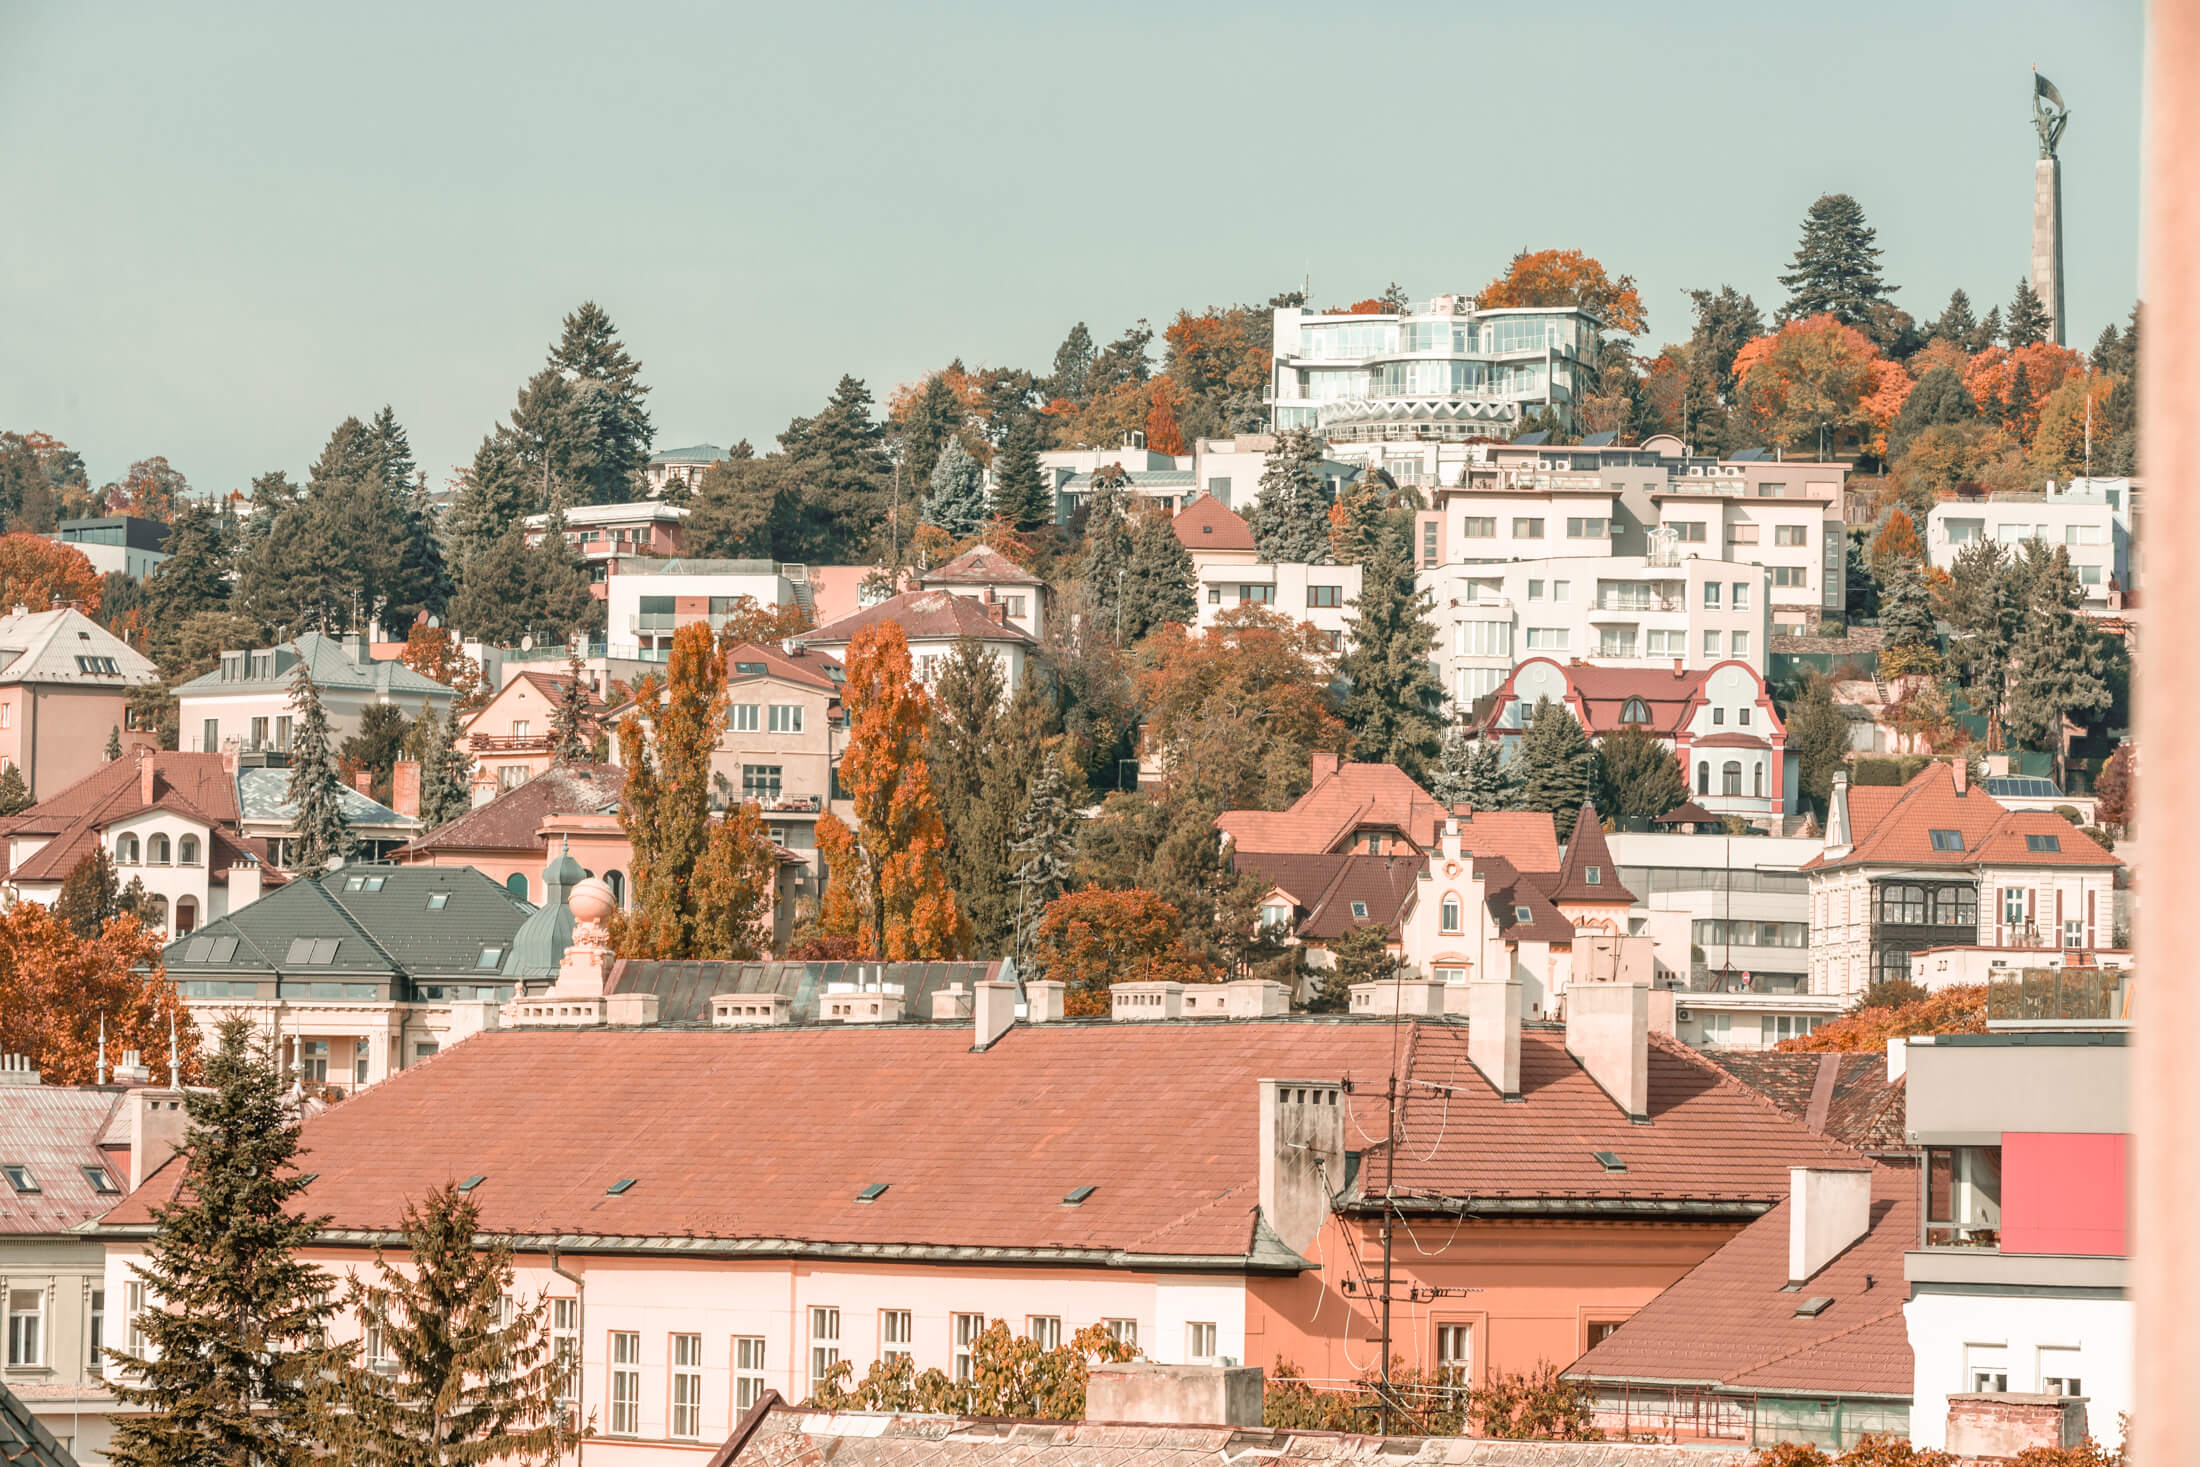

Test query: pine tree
[1334,542,1443,780]
[449,429,536,571]
[551,657,593,762]
[105,725,122,760]
[1120,503,1195,643]
[106,1016,342,1467]
[2006,548,2113,770]
[316,1182,572,1465]
[413,706,472,830]
[145,502,232,640]
[1008,754,1074,962]
[1685,285,1765,399]
[1777,193,1896,326]
[2006,278,2050,349]
[545,301,655,504]
[0,764,28,816]
[1515,698,1599,839]
[1878,563,1939,670]
[1595,725,1686,823]
[1080,468,1135,645]
[779,375,892,563]
[920,436,989,540]
[1047,323,1096,403]
[1247,429,1332,564]
[1929,289,1978,345]
[1971,305,2005,353]
[1428,724,1477,807]
[990,413,1051,531]
[286,669,355,871]
[55,847,121,939]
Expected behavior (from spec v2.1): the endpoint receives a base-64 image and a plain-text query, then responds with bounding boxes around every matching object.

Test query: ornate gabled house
[460,670,603,801]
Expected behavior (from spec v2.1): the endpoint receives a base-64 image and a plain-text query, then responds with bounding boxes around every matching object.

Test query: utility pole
[1378,1067,1397,1435]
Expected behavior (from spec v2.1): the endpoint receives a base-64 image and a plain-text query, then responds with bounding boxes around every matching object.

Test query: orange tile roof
[1217,762,1450,855]
[1568,1166,1914,1398]
[722,641,840,694]
[1812,764,2122,872]
[1703,1053,1909,1157]
[800,590,1035,647]
[1173,496,1255,552]
[920,547,1045,587]
[0,752,267,885]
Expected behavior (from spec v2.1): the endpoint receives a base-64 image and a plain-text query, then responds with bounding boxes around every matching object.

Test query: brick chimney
[139,755,157,805]
[391,760,421,818]
[348,769,374,797]
[1467,976,1522,1099]
[1310,751,1340,781]
[1565,980,1651,1121]
[1087,1363,1264,1427]
[1789,1167,1872,1283]
[1258,1079,1344,1255]
[1953,758,1969,795]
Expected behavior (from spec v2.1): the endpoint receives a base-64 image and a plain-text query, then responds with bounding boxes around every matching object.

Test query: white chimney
[930,982,972,1022]
[1087,1362,1265,1427]
[1111,981,1185,1020]
[1257,1079,1345,1256]
[228,860,262,910]
[126,1087,192,1191]
[1789,1167,1873,1283]
[0,1054,41,1087]
[973,980,1018,1048]
[1467,977,1522,1099]
[1886,1036,1908,1083]
[1565,981,1650,1121]
[113,1049,151,1086]
[1024,979,1066,1023]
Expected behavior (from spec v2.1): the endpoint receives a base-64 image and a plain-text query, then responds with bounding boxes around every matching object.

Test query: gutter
[548,1242,583,1466]
[1343,1195,1776,1221]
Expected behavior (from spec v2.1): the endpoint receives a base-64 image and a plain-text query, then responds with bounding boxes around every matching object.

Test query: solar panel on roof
[1729,448,1767,462]
[209,936,237,962]
[183,937,213,963]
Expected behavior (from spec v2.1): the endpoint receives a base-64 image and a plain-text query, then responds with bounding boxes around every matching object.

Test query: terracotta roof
[1651,801,1719,825]
[1693,732,1770,749]
[722,641,840,694]
[714,1402,1749,1467]
[1702,1053,1909,1157]
[1230,852,1420,940]
[512,670,605,711]
[103,1019,1865,1245]
[1173,496,1255,552]
[1568,1166,1914,1398]
[1475,856,1575,943]
[1458,811,1561,875]
[1543,805,1636,905]
[1811,764,2123,872]
[800,590,1036,648]
[395,763,625,856]
[0,752,274,887]
[0,1085,126,1236]
[919,547,1044,587]
[1487,660,1710,738]
[1218,763,1450,856]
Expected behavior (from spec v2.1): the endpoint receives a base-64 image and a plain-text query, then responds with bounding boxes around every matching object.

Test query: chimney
[345,632,369,663]
[712,994,794,1026]
[348,769,374,797]
[1310,751,1340,782]
[930,982,973,1022]
[1111,981,1186,1019]
[1467,977,1522,1099]
[1672,658,1684,677]
[126,1085,192,1191]
[113,1049,150,1086]
[391,760,421,818]
[1086,1362,1265,1427]
[1789,1167,1873,1283]
[1024,979,1066,1022]
[139,756,157,805]
[973,979,1018,1048]
[1886,1036,1908,1083]
[1565,981,1651,1121]
[1945,1395,2090,1459]
[1450,801,1475,820]
[1258,1079,1346,1256]
[0,1054,42,1087]
[1952,758,1969,795]
[228,860,263,909]
[221,747,239,781]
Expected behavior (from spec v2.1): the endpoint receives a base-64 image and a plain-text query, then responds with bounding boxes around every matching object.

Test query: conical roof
[505,838,584,980]
[1545,800,1635,904]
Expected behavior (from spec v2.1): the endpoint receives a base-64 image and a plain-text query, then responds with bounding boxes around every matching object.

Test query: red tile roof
[919,547,1045,587]
[722,641,840,694]
[1702,1053,1909,1157]
[1811,764,2122,872]
[1486,661,1710,738]
[0,752,272,886]
[1544,804,1636,905]
[800,590,1036,647]
[1173,497,1255,552]
[1568,1166,1914,1398]
[394,763,625,856]
[1231,852,1421,939]
[0,1086,126,1236]
[1218,762,1451,856]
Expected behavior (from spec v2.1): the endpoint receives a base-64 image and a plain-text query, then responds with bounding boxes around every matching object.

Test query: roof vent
[1592,1150,1627,1172]
[457,1175,486,1192]
[1794,1296,1834,1317]
[1063,1185,1097,1206]
[855,1182,888,1203]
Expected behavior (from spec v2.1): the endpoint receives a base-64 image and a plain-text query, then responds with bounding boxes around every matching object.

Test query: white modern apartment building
[1172,498,1362,648]
[1607,832,1824,994]
[605,559,806,661]
[1268,297,1602,462]
[1925,477,2136,612]
[1039,435,1356,521]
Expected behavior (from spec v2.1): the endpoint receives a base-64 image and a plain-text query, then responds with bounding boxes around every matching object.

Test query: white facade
[1906,944,2133,991]
[1904,1291,2131,1452]
[1926,479,2135,611]
[1192,560,1363,646]
[1669,989,1845,1050]
[1607,833,1823,989]
[605,561,801,660]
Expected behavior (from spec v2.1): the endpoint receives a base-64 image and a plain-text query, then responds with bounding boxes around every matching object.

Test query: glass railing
[1986,966,2131,1023]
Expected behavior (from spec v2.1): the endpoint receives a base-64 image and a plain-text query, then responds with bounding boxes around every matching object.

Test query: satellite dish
[521,636,534,651]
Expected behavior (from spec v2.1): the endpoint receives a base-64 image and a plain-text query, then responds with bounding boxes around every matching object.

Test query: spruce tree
[106,725,122,760]
[1685,285,1765,399]
[106,1016,342,1467]
[1334,542,1443,780]
[1781,670,1849,820]
[898,372,963,492]
[315,1183,572,1465]
[450,429,536,571]
[286,668,355,871]
[1878,563,1939,668]
[1428,724,1477,807]
[55,847,121,939]
[928,637,1008,944]
[1515,698,1599,839]
[1929,289,1978,345]
[145,502,232,634]
[1885,366,1979,461]
[2006,278,2050,349]
[0,763,28,816]
[1247,429,1332,564]
[1047,323,1096,403]
[778,375,892,563]
[920,437,989,540]
[1595,725,1687,823]
[1008,754,1075,962]
[2006,548,2113,769]
[1461,737,1518,810]
[1777,193,1896,326]
[1119,503,1196,643]
[1080,468,1135,645]
[414,706,475,829]
[1971,305,2005,353]
[546,301,655,503]
[990,413,1050,530]
[551,657,593,761]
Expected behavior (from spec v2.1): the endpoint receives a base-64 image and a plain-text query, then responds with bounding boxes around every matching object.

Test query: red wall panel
[2001,1131,2127,1256]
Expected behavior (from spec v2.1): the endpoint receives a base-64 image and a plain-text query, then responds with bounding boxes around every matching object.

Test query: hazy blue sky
[1,1,2146,496]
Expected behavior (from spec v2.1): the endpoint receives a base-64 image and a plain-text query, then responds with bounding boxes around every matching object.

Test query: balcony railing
[468,734,555,755]
[1986,966,2131,1023]
[1592,594,1685,613]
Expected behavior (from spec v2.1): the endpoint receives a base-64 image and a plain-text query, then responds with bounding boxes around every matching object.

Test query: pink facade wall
[2002,1131,2128,1257]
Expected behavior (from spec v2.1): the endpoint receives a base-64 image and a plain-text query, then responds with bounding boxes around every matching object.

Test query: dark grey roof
[173,631,455,699]
[1578,430,1618,447]
[163,864,532,981]
[608,960,1014,1024]
[1727,447,1770,462]
[0,1378,79,1465]
[1513,430,1550,445]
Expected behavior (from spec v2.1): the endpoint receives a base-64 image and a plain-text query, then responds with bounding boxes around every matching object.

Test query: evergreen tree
[1427,724,1478,807]
[285,669,355,870]
[1780,670,1849,821]
[105,725,122,760]
[1514,698,1599,839]
[547,301,654,503]
[1008,754,1075,962]
[1334,542,1443,779]
[1246,428,1331,564]
[1777,193,1896,326]
[1929,289,1978,345]
[55,847,121,939]
[1119,503,1196,643]
[551,657,593,761]
[684,445,794,559]
[1685,285,1765,398]
[106,1016,342,1467]
[1080,468,1135,645]
[920,436,989,540]
[339,703,410,806]
[2003,362,2035,440]
[2006,547,2113,771]
[779,375,893,562]
[929,637,1008,944]
[1326,472,1384,565]
[0,764,28,816]
[1878,563,1939,669]
[1463,738,1518,810]
[989,413,1051,531]
[2006,277,2050,349]
[898,372,964,492]
[1885,366,1979,461]
[2091,323,2123,374]
[1970,305,2005,353]
[1316,923,1404,1013]
[413,706,474,830]
[1046,323,1096,404]
[316,1182,572,1465]
[1595,724,1686,823]
[144,502,232,637]
[449,428,536,571]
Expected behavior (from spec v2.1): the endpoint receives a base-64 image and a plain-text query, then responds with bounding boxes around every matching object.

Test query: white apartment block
[1040,435,1356,522]
[1607,832,1824,992]
[1926,477,2135,612]
[605,559,804,661]
[1173,497,1362,648]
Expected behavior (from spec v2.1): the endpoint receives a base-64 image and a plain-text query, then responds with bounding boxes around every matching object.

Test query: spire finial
[97,1017,108,1086]
[168,1012,179,1085]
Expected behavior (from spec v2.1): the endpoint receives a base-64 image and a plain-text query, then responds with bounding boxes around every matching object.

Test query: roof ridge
[305,875,406,973]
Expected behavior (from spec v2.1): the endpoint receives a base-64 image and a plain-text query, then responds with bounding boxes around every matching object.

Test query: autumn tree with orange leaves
[814,622,966,959]
[1733,315,1897,458]
[1777,985,1986,1052]
[1134,605,1348,813]
[0,902,194,1085]
[1029,887,1216,1016]
[400,624,486,710]
[1477,249,1649,335]
[0,532,103,613]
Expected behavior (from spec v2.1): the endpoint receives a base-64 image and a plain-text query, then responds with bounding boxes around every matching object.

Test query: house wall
[104,809,219,933]
[182,686,443,755]
[606,567,796,661]
[0,686,156,799]
[2,1234,116,1463]
[1904,1292,2131,1451]
[2002,1132,2128,1256]
[464,677,570,793]
[1193,561,1362,647]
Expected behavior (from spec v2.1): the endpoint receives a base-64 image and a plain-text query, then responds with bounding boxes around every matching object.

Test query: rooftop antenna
[167,1013,179,1085]
[97,1017,107,1086]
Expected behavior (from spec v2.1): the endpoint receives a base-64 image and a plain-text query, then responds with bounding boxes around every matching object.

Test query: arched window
[1620,697,1650,724]
[148,895,169,929]
[505,872,530,900]
[1754,763,1766,798]
[149,833,171,865]
[117,834,139,864]
[178,834,200,866]
[1722,761,1743,797]
[605,870,626,908]
[1439,895,1463,935]
[1696,762,1710,796]
[175,896,198,934]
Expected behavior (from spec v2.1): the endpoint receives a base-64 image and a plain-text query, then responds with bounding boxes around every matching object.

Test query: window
[73,655,119,675]
[735,1335,768,1411]
[250,715,269,748]
[1722,761,1742,797]
[742,765,783,800]
[1731,582,1750,609]
[1945,518,1984,545]
[1308,585,1342,608]
[1771,1014,1823,1043]
[1728,523,1761,544]
[2004,887,2028,926]
[1965,1342,2010,1392]
[148,833,170,865]
[1669,521,1707,543]
[1349,900,1369,920]
[953,1313,986,1381]
[1775,524,1809,546]
[1566,517,1609,539]
[1926,1145,2004,1246]
[731,703,760,732]
[2064,917,2086,949]
[552,1299,578,1419]
[201,717,219,753]
[1260,902,1291,932]
[1645,629,1684,656]
[505,873,529,898]
[1928,829,1965,852]
[1460,516,1496,538]
[87,1289,103,1368]
[1206,585,1221,604]
[116,834,139,865]
[365,1317,395,1375]
[1701,1012,1733,1046]
[1524,628,1570,651]
[2039,1346,2083,1397]
[671,1333,704,1439]
[1512,517,1545,538]
[6,1289,39,1367]
[1704,630,1722,658]
[1104,1319,1138,1350]
[1422,521,1438,564]
[2076,562,2103,586]
[811,1307,840,1389]
[1207,476,1231,503]
[1238,583,1275,604]
[1584,865,1601,886]
[1697,761,1709,794]
[2065,523,2105,546]
[1713,707,1726,726]
[2026,833,2062,853]
[882,1309,913,1363]
[1731,631,1750,658]
[769,704,804,734]
[1772,565,1811,587]
[1187,1321,1218,1363]
[1440,896,1463,934]
[609,1331,641,1435]
[1436,1323,1472,1388]
[178,834,200,865]
[1703,582,1722,609]
[1027,1316,1062,1351]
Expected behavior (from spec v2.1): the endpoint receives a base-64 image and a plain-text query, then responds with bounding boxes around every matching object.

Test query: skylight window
[1929,830,1966,852]
[1794,1296,1834,1317]
[83,1166,119,1195]
[457,1176,486,1193]
[1515,905,1534,923]
[2025,834,2062,853]
[856,1183,888,1203]
[1350,901,1369,920]
[2,1166,37,1194]
[284,938,341,965]
[74,655,119,675]
[1591,1151,1626,1173]
[735,661,767,676]
[606,1178,637,1195]
[475,946,504,970]
[1063,1185,1097,1206]
[427,892,450,910]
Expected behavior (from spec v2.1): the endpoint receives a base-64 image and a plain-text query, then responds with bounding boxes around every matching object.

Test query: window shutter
[2027,888,2036,926]
[2087,889,2096,948]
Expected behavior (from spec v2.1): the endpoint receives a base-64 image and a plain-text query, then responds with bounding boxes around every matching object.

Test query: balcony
[1591,594,1685,614]
[1986,966,2131,1024]
[468,733,556,755]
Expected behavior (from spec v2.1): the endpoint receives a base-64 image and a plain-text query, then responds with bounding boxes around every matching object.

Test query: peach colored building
[461,670,603,801]
[393,764,628,904]
[0,605,162,799]
[524,500,689,599]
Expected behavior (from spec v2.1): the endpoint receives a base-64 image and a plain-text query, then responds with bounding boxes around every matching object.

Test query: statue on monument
[2034,69,2070,159]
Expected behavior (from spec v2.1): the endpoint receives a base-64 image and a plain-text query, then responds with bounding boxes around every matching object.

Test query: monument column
[2032,70,2070,346]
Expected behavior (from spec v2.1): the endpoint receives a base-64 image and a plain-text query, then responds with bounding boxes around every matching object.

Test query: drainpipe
[548,1243,583,1464]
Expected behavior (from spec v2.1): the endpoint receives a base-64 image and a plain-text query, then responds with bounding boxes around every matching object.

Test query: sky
[0,0,2148,496]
